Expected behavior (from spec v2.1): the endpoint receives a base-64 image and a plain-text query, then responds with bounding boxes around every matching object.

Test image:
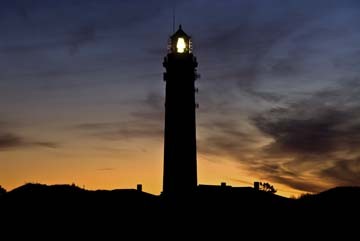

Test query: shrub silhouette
[259,182,277,194]
[0,185,6,196]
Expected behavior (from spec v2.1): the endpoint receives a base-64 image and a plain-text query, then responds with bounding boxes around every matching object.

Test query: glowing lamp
[176,38,186,53]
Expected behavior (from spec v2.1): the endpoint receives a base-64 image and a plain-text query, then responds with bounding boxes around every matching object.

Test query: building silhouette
[162,25,199,196]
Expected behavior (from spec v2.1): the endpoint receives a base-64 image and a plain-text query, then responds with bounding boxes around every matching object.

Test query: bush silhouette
[259,182,277,194]
[0,185,6,196]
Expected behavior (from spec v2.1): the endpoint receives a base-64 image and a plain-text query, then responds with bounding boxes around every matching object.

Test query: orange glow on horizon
[0,143,310,198]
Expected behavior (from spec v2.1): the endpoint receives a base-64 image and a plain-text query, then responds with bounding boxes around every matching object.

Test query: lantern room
[168,25,193,54]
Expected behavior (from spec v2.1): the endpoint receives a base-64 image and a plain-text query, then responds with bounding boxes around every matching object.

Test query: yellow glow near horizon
[0,146,308,197]
[176,37,186,53]
[0,130,311,198]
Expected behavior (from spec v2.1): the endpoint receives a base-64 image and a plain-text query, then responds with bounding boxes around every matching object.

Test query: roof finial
[179,24,182,30]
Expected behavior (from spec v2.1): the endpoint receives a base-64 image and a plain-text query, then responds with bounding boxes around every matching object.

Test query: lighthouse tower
[162,25,199,196]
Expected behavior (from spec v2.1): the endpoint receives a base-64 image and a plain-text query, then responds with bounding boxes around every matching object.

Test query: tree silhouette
[259,182,277,194]
[0,185,6,195]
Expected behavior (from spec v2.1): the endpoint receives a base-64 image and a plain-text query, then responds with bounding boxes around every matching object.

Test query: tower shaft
[163,53,198,196]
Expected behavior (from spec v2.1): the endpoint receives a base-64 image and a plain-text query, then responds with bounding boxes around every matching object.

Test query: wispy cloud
[0,132,58,151]
[67,24,97,55]
[198,74,360,193]
[191,1,360,193]
[0,133,23,149]
[74,121,162,141]
[97,167,116,171]
[73,92,164,141]
[248,82,360,191]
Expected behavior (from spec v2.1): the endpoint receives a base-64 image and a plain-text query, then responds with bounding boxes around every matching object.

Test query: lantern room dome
[170,25,189,39]
[169,25,192,54]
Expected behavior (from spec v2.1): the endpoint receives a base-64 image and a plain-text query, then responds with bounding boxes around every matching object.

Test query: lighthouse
[162,25,199,196]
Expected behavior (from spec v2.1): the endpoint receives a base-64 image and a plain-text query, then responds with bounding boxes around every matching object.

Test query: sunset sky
[1,0,360,197]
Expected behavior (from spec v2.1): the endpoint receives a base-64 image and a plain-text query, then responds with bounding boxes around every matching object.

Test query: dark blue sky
[1,0,360,196]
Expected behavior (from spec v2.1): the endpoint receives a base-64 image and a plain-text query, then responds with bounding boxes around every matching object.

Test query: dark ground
[1,183,359,238]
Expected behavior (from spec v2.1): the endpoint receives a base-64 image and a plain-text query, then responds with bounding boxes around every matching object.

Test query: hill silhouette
[1,183,359,238]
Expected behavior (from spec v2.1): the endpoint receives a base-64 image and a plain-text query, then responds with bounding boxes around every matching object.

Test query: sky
[1,0,360,197]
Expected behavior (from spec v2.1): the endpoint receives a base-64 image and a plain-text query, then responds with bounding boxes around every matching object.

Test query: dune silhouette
[1,183,359,237]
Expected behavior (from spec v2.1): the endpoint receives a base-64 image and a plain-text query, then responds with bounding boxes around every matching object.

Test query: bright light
[176,37,186,53]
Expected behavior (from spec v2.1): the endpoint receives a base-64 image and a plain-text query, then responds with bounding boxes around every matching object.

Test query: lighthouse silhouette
[162,25,199,196]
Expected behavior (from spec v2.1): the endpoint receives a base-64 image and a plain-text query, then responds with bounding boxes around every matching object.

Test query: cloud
[74,121,162,140]
[73,92,164,142]
[0,121,11,128]
[320,159,360,186]
[0,133,23,149]
[252,108,354,155]
[74,121,163,141]
[193,2,360,193]
[144,92,163,110]
[0,0,179,57]
[0,42,59,55]
[196,0,360,108]
[0,24,98,56]
[198,75,360,193]
[0,0,39,21]
[74,122,119,131]
[0,132,58,151]
[0,118,58,151]
[67,24,97,55]
[249,83,360,191]
[267,175,325,193]
[198,119,264,161]
[97,168,116,171]
[33,142,58,149]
